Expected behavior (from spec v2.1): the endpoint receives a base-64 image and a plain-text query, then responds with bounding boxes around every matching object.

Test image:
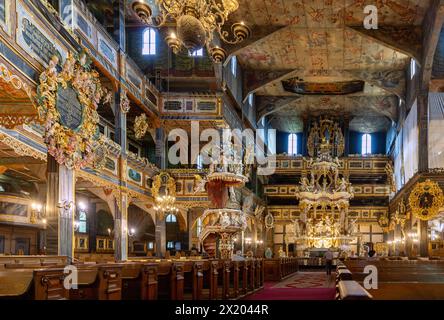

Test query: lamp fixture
[132,0,250,62]
[153,194,179,213]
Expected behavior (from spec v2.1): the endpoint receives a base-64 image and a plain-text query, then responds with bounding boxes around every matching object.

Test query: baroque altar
[293,119,357,253]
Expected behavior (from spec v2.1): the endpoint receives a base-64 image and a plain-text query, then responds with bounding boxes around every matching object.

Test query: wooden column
[45,156,59,255]
[155,213,166,257]
[419,220,429,257]
[58,165,75,262]
[114,192,128,261]
[45,156,75,261]
[155,128,166,169]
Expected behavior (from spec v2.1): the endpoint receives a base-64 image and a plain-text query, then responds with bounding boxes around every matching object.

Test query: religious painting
[0,201,28,217]
[15,238,30,255]
[128,168,142,185]
[196,100,217,113]
[97,239,105,250]
[107,239,114,250]
[184,180,195,195]
[175,180,184,195]
[104,157,117,175]
[282,79,364,95]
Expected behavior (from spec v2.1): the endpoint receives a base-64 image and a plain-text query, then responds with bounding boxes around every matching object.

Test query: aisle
[244,272,336,300]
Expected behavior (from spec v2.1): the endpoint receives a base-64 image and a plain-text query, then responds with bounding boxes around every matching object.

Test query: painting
[184,180,195,195]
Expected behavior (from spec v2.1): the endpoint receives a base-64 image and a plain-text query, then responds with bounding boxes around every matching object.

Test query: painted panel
[16,0,67,65]
[97,32,118,69]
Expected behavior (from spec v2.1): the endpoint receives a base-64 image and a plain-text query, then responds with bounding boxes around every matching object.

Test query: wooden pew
[182,260,204,300]
[0,268,68,300]
[157,261,184,300]
[0,256,68,270]
[336,280,373,300]
[121,262,158,300]
[264,257,299,281]
[344,259,444,300]
[69,264,123,300]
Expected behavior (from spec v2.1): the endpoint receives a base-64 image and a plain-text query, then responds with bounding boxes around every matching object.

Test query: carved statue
[220,212,231,228]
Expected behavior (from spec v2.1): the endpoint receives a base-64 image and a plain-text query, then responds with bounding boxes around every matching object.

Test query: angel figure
[194,175,207,194]
[220,212,231,229]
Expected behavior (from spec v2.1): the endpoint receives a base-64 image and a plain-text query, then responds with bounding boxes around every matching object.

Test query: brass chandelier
[132,0,251,62]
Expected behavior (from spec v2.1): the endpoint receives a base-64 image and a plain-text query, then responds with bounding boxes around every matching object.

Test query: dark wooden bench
[0,268,68,300]
[336,280,373,300]
[69,264,123,300]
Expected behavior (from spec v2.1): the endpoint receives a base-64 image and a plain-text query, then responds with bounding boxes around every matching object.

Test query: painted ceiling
[229,0,431,133]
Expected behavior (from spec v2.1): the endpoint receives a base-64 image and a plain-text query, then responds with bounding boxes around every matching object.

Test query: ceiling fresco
[228,0,431,133]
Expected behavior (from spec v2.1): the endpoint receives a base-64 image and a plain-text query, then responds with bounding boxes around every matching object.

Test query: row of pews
[263,258,299,281]
[0,256,264,300]
[336,258,444,300]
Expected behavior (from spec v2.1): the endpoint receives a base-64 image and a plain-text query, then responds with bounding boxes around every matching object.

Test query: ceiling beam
[242,69,300,102]
[256,96,301,123]
[347,25,422,62]
[343,69,406,101]
[420,0,444,91]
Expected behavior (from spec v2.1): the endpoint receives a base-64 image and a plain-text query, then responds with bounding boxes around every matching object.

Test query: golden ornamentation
[0,62,34,103]
[0,133,47,161]
[0,115,40,129]
[307,119,344,158]
[135,0,250,60]
[134,113,149,140]
[120,89,130,114]
[409,179,444,221]
[385,162,396,193]
[37,52,109,169]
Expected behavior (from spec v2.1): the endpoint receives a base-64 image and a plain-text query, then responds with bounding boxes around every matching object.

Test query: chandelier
[153,194,179,213]
[131,0,251,62]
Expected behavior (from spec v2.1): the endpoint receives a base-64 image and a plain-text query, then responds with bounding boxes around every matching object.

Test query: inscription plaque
[56,86,83,130]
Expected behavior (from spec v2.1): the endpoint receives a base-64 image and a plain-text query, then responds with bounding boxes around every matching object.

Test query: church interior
[1,0,444,302]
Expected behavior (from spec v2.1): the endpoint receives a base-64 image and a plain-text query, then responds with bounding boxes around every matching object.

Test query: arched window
[362,134,372,155]
[248,93,254,106]
[166,214,177,223]
[142,28,156,55]
[288,133,297,155]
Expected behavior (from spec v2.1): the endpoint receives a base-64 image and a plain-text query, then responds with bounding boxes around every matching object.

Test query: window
[288,133,297,156]
[142,28,156,55]
[190,48,203,57]
[410,58,416,80]
[166,214,177,223]
[196,218,202,237]
[231,56,237,76]
[248,93,254,106]
[175,242,182,251]
[147,242,154,250]
[362,134,372,155]
[77,210,87,233]
[196,154,203,170]
[167,241,174,249]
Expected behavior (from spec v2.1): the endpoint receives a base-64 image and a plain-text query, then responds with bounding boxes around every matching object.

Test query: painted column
[114,86,129,261]
[45,156,59,255]
[114,191,128,261]
[156,128,166,169]
[419,220,429,257]
[417,92,429,172]
[58,165,75,262]
[155,213,166,257]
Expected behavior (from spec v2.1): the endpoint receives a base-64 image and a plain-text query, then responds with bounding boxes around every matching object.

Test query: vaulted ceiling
[227,0,431,133]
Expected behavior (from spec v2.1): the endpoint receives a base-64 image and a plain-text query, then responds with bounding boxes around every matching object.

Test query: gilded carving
[36,52,109,169]
[120,89,131,113]
[134,113,149,140]
[409,179,444,221]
